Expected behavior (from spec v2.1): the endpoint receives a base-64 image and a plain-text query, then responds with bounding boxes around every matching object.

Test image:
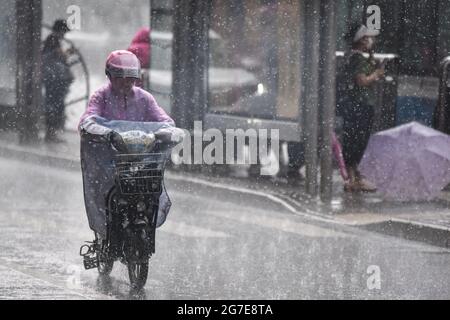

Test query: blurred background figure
[42,19,74,143]
[127,27,151,88]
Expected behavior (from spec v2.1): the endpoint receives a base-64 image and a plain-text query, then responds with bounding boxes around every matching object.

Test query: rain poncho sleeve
[79,115,179,237]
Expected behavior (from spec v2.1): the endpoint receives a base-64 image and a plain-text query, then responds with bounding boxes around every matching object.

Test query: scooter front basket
[114,153,166,195]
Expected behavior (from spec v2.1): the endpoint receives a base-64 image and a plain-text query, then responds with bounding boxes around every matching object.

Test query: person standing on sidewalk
[42,19,74,143]
[341,24,384,192]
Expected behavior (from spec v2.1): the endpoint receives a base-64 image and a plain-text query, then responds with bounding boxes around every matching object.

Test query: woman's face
[360,36,375,51]
[110,76,136,95]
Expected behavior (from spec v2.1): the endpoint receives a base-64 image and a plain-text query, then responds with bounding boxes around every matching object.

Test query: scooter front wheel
[97,253,114,276]
[128,261,148,290]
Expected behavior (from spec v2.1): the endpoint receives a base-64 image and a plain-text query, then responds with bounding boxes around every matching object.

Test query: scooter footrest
[83,255,98,270]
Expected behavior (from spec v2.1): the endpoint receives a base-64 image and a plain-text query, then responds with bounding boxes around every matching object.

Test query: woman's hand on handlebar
[154,127,185,145]
[108,131,127,153]
[154,129,173,144]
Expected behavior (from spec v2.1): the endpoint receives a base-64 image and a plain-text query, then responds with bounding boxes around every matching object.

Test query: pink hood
[128,27,150,69]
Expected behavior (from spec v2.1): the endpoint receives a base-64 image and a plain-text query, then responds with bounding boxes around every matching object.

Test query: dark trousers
[342,101,374,168]
[44,83,67,138]
[287,141,305,172]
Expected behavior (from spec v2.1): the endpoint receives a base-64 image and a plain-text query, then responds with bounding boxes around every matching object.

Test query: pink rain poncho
[78,82,173,129]
[78,50,175,234]
[79,49,172,128]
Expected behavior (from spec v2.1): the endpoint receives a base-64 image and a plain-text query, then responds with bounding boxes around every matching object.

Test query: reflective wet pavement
[2,129,450,243]
[1,157,450,299]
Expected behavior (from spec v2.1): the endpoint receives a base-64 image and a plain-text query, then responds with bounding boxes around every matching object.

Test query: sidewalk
[1,129,450,248]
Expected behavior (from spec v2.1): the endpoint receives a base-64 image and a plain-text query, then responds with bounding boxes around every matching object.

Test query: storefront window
[398,0,439,76]
[148,0,173,114]
[207,0,301,121]
[0,1,17,106]
[437,0,450,60]
[150,0,173,31]
[338,0,440,76]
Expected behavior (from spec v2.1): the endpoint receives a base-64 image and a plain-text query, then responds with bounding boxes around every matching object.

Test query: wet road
[1,157,450,300]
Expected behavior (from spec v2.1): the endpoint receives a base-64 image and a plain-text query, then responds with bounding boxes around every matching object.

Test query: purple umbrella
[359,122,450,201]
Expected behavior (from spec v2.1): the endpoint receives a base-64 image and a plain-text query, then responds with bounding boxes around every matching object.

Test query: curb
[1,142,450,249]
[361,219,450,248]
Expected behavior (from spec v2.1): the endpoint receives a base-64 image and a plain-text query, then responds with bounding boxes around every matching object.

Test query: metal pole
[303,0,321,197]
[319,0,337,203]
[16,0,42,144]
[297,0,306,162]
[172,0,194,129]
[172,0,209,130]
[435,57,450,134]
[192,0,210,124]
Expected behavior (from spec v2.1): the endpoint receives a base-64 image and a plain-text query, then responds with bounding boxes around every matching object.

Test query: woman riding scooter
[79,49,173,125]
[78,50,177,291]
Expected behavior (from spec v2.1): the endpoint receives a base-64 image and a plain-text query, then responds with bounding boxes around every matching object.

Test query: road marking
[159,221,230,238]
[170,191,349,238]
[204,209,350,238]
[166,172,342,225]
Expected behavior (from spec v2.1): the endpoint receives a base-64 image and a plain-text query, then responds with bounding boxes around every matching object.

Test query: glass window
[336,0,401,53]
[437,0,450,60]
[338,0,440,76]
[148,0,174,115]
[150,32,172,71]
[0,1,17,106]
[207,0,301,121]
[398,0,439,76]
[150,0,173,31]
